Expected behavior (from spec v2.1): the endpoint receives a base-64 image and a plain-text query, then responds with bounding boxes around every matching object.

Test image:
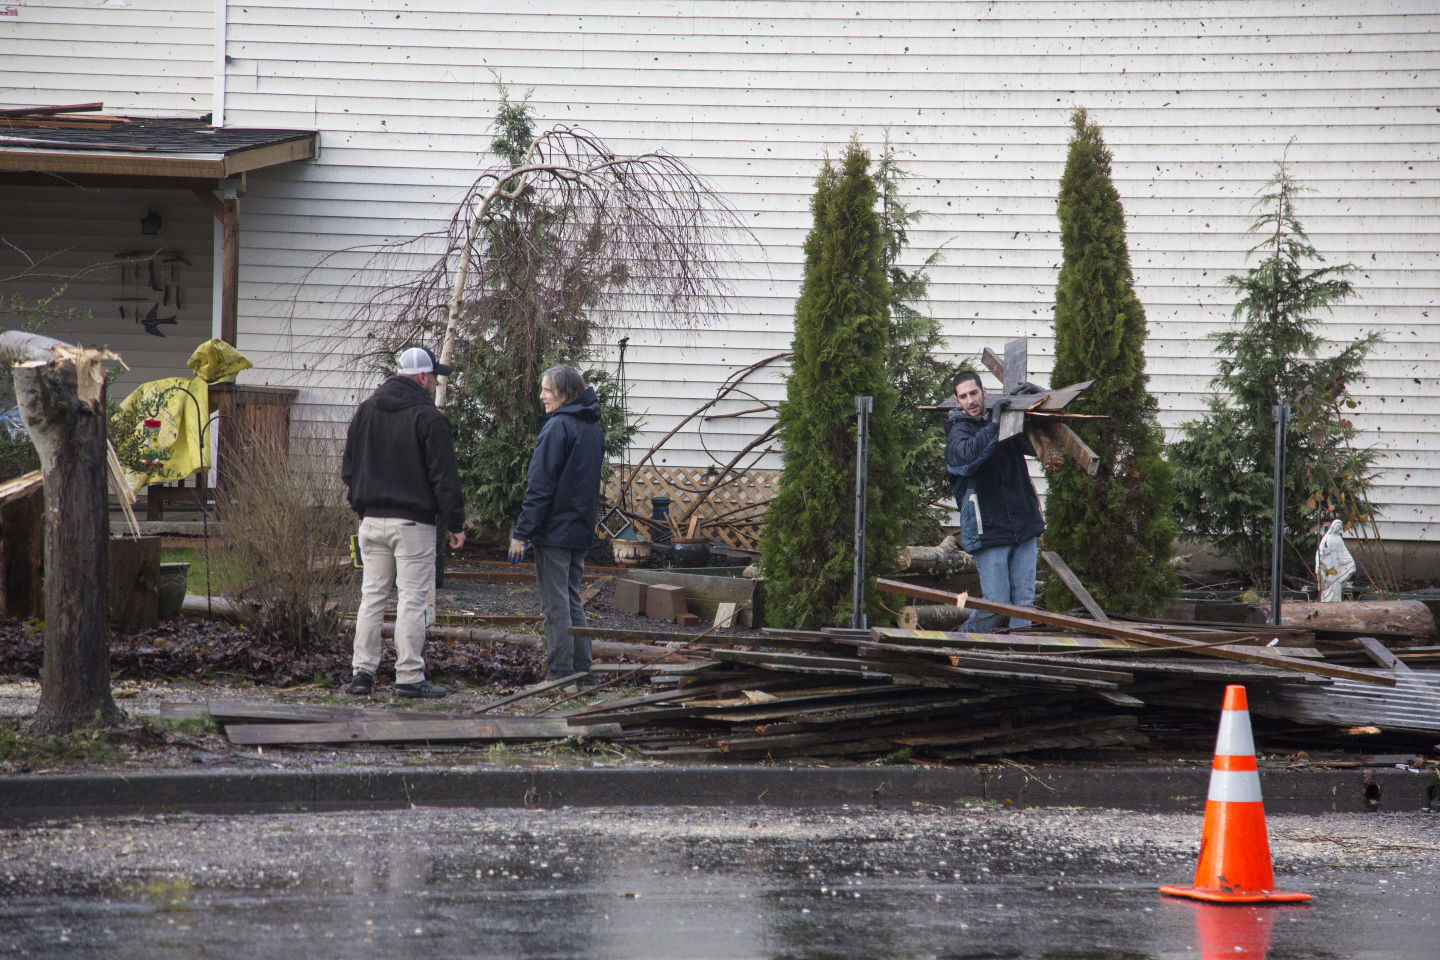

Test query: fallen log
[897,535,974,576]
[1255,600,1435,641]
[898,604,969,631]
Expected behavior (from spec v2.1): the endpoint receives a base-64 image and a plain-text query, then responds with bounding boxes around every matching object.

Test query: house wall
[5,1,1438,560]
[0,0,214,116]
[0,1,217,395]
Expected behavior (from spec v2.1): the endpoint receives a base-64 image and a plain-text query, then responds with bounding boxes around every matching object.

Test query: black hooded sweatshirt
[341,375,465,530]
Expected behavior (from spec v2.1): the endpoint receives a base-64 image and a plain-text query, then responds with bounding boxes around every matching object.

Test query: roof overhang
[0,112,318,186]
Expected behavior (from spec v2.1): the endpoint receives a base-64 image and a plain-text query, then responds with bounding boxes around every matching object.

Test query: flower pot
[611,538,651,568]
[156,561,190,618]
[670,538,711,568]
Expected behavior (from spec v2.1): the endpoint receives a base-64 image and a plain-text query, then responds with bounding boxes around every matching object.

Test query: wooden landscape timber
[1251,600,1435,641]
[164,698,622,746]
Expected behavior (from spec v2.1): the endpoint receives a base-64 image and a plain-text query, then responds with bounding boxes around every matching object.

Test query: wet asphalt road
[2,805,1437,959]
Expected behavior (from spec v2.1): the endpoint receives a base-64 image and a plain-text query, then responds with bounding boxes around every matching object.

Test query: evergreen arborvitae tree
[1169,156,1379,585]
[1042,109,1178,615]
[875,138,956,544]
[759,142,908,629]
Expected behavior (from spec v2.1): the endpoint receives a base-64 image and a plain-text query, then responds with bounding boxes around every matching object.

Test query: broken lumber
[874,577,1395,687]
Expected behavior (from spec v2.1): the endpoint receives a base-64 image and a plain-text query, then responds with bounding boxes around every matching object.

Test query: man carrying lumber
[945,370,1045,631]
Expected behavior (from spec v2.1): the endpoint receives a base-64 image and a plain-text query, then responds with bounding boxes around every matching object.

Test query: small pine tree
[759,142,908,629]
[875,137,956,544]
[1170,154,1380,584]
[1043,109,1179,615]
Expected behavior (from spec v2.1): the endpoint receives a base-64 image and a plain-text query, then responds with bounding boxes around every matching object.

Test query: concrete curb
[2,765,1435,822]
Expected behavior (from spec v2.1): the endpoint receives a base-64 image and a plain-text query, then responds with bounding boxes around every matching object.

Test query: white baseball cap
[397,345,453,377]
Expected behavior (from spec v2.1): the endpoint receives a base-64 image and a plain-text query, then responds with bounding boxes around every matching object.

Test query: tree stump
[7,334,123,733]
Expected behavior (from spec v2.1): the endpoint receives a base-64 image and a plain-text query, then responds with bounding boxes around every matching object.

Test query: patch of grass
[161,546,249,594]
[0,724,124,770]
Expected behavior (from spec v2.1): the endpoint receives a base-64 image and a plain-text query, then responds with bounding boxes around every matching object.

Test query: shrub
[216,431,357,649]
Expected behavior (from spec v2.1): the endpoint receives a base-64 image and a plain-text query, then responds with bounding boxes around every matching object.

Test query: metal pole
[851,396,873,630]
[1269,403,1290,626]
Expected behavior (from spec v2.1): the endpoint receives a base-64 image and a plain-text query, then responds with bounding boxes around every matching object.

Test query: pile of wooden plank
[170,576,1437,763]
[560,579,1437,762]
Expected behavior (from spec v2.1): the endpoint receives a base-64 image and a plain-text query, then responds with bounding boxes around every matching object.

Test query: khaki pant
[351,516,435,685]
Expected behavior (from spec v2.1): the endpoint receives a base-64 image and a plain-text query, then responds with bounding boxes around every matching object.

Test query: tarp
[118,339,252,493]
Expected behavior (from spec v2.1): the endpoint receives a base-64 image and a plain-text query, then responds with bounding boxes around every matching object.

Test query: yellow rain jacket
[119,339,253,493]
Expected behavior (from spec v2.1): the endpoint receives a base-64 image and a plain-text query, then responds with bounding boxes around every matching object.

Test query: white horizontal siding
[13,0,1425,541]
[0,0,213,115]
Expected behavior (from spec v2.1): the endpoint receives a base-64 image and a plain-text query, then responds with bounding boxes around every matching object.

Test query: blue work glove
[507,538,528,563]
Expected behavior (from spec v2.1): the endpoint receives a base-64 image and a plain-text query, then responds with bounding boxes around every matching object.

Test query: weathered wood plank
[1040,549,1112,623]
[224,716,619,745]
[875,578,1396,687]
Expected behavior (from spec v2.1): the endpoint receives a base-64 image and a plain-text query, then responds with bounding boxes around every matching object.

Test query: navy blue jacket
[342,375,466,530]
[513,387,605,550]
[945,406,1044,553]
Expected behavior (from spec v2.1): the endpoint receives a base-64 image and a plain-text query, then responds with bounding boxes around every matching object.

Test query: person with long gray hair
[509,364,606,683]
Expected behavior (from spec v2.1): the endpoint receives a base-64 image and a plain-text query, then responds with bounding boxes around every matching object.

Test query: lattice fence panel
[603,465,779,552]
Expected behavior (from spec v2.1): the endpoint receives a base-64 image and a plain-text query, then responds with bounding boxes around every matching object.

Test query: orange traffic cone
[1159,684,1312,903]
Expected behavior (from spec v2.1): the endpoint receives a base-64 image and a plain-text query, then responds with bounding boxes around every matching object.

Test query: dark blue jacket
[342,375,465,530]
[945,407,1044,553]
[513,387,605,550]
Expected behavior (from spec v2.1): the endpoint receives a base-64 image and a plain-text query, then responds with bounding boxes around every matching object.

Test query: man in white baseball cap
[396,345,454,378]
[341,345,464,698]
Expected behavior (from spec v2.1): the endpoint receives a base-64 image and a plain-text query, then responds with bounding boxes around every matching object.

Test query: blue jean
[962,537,1039,632]
[533,544,592,679]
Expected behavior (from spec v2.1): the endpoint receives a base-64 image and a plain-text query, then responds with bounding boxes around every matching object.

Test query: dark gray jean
[532,544,592,679]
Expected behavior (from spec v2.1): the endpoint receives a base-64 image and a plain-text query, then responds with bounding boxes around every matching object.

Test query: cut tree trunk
[897,535,974,575]
[6,333,123,733]
[898,604,969,631]
[1256,600,1435,642]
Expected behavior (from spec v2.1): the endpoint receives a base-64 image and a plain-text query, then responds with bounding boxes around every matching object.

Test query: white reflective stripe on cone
[1207,769,1265,804]
[1214,708,1256,757]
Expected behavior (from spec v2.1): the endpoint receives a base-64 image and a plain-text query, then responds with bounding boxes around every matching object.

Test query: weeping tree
[759,141,908,629]
[1042,109,1178,615]
[875,137,956,543]
[1169,154,1381,586]
[346,90,749,534]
